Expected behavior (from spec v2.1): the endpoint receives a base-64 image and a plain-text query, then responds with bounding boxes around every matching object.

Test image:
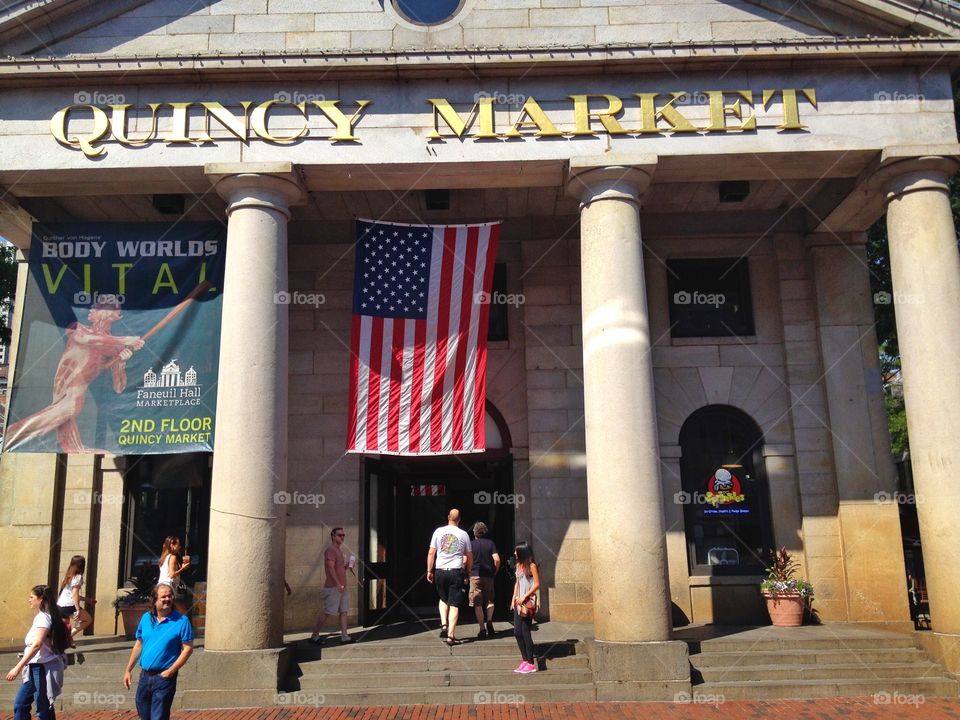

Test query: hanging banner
[3,222,225,454]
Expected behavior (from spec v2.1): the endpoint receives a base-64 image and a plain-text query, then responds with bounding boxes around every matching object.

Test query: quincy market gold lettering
[51,99,372,157]
[50,89,816,157]
[428,89,817,139]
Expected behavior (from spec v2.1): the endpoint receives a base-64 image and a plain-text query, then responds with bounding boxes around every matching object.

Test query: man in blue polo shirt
[122,583,194,720]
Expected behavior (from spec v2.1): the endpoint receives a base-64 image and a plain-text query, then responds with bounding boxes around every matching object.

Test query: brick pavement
[2,699,960,720]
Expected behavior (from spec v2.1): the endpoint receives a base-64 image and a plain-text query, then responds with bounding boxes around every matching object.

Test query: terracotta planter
[117,602,151,639]
[763,592,809,627]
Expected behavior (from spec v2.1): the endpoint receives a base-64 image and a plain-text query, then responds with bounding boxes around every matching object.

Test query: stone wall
[31,0,852,58]
[519,218,590,622]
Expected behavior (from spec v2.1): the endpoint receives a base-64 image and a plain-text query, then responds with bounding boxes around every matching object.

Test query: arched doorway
[678,405,773,576]
[359,402,514,625]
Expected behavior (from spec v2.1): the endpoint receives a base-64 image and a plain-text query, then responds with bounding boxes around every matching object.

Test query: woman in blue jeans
[5,585,69,720]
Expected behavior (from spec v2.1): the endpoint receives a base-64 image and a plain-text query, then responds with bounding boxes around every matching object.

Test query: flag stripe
[346,313,362,450]
[440,227,467,452]
[365,316,384,451]
[463,226,492,450]
[398,320,415,454]
[429,227,457,453]
[408,319,427,454]
[452,226,480,450]
[376,319,393,452]
[387,318,404,453]
[474,224,500,445]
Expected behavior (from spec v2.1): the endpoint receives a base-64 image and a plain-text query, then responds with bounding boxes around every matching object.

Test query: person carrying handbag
[511,541,540,674]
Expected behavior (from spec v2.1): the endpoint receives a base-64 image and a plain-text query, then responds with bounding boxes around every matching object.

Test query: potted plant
[113,562,156,639]
[760,547,814,627]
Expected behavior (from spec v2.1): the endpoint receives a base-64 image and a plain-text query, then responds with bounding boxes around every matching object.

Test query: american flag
[346,219,500,455]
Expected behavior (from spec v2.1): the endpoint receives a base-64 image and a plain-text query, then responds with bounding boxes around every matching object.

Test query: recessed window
[487,263,508,342]
[667,257,754,338]
[393,0,464,25]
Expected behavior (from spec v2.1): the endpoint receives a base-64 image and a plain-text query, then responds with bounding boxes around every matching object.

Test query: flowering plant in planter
[112,562,156,610]
[761,547,813,626]
[761,547,814,597]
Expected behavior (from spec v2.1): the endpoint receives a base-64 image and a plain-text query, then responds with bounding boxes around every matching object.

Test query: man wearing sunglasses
[309,527,357,645]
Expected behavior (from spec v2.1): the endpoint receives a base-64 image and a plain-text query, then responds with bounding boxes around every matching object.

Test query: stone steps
[695,677,959,700]
[292,666,593,690]
[690,647,931,667]
[298,654,589,675]
[687,629,959,701]
[693,635,918,653]
[274,683,598,707]
[283,633,596,706]
[695,661,946,683]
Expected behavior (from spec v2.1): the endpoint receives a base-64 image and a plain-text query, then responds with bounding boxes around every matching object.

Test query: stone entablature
[0,66,953,176]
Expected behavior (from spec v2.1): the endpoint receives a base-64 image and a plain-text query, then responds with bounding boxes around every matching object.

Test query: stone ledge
[588,639,691,701]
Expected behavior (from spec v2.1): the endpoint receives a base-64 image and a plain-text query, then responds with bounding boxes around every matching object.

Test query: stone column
[203,164,303,652]
[568,157,689,700]
[880,155,960,642]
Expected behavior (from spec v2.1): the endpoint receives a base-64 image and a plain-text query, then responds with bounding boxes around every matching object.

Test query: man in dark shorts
[469,521,501,638]
[426,509,473,646]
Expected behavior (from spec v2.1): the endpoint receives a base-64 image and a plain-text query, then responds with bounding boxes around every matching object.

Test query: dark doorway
[119,452,211,588]
[679,405,773,575]
[360,455,515,625]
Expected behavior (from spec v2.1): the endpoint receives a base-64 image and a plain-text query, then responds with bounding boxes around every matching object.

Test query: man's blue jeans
[135,671,177,720]
[13,663,56,720]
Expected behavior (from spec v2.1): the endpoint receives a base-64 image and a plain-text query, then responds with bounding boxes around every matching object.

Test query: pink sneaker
[513,662,527,673]
[518,662,537,673]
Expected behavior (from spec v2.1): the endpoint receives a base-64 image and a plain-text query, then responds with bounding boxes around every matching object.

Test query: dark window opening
[119,452,211,588]
[667,257,754,337]
[487,263,508,342]
[679,405,773,576]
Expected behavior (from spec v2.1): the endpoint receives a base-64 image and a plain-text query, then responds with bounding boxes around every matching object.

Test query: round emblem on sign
[706,467,745,507]
[392,0,465,25]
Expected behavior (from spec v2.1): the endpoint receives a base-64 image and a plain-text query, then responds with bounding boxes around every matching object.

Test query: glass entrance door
[360,455,515,626]
[360,458,395,626]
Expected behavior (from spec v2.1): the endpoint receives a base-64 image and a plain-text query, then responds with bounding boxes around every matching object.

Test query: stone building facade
[0,0,958,699]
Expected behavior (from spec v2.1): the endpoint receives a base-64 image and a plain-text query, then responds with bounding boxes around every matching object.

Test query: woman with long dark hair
[157,536,190,591]
[57,555,95,646]
[511,541,541,674]
[5,584,69,719]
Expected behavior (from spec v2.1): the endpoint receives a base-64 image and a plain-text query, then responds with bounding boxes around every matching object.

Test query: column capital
[872,147,960,204]
[566,154,657,207]
[0,193,34,250]
[205,162,305,219]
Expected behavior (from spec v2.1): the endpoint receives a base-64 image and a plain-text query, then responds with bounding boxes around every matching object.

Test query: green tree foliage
[0,242,16,345]
[865,90,960,455]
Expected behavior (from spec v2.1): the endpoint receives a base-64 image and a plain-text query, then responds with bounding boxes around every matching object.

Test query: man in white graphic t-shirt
[426,508,473,646]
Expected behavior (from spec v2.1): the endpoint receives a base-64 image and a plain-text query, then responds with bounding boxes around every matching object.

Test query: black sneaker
[477,628,487,639]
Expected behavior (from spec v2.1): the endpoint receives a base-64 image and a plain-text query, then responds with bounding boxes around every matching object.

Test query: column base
[588,639,691,700]
[176,647,290,707]
[915,631,960,679]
